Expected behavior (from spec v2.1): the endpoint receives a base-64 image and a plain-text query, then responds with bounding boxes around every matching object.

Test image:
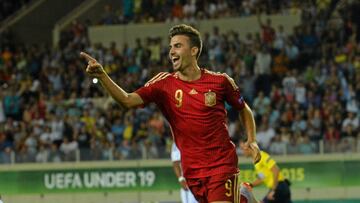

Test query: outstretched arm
[250,178,263,187]
[257,8,264,28]
[80,52,144,108]
[239,103,261,163]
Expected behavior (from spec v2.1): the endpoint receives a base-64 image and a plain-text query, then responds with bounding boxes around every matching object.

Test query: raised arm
[250,177,264,188]
[257,9,264,28]
[80,52,143,108]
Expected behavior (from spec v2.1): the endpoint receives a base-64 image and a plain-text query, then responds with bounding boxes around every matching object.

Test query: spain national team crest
[204,91,216,107]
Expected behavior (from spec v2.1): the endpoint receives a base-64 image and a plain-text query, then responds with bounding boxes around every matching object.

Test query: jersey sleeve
[135,85,159,105]
[223,74,246,111]
[171,143,181,162]
[135,72,169,106]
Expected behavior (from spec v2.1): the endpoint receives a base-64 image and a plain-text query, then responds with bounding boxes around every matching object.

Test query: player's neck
[177,64,201,82]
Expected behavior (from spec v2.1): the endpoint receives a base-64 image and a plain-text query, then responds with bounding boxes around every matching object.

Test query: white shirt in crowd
[255,51,272,75]
[295,83,306,104]
[282,75,297,96]
[257,126,276,150]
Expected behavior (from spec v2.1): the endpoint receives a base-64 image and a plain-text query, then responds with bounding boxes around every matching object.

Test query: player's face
[169,35,193,72]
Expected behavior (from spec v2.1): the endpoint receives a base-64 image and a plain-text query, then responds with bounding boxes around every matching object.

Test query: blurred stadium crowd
[98,0,298,25]
[0,0,359,163]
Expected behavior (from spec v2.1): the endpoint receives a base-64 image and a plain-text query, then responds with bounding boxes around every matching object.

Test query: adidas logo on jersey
[189,89,198,95]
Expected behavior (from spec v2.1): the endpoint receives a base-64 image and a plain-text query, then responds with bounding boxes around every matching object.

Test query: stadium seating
[0,0,359,164]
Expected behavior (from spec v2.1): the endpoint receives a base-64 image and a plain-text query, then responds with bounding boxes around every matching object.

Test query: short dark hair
[169,24,202,59]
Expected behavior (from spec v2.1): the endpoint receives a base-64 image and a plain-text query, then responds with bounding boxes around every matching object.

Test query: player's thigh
[207,173,242,203]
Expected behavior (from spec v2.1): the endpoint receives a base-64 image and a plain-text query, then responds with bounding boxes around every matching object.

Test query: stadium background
[0,0,359,203]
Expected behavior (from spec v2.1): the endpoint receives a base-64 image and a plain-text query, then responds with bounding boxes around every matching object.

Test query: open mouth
[172,56,180,65]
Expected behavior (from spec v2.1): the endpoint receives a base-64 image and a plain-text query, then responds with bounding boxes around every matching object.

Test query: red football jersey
[136,69,246,178]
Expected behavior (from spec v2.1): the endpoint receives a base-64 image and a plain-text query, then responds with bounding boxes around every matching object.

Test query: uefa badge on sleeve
[238,96,245,105]
[204,90,216,107]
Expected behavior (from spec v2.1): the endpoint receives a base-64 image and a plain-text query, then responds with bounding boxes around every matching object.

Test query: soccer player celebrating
[80,24,260,203]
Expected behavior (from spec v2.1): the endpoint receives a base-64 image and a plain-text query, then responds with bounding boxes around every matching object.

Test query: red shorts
[187,172,248,203]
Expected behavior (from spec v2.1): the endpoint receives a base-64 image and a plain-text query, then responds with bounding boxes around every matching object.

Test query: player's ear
[191,47,199,57]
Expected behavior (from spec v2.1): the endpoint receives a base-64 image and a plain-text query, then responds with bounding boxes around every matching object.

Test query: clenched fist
[245,141,261,164]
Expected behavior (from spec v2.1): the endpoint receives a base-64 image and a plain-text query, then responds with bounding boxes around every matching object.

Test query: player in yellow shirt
[240,141,291,203]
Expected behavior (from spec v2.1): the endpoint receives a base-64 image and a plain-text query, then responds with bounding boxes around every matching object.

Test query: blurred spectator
[298,134,316,154]
[122,0,134,23]
[295,81,306,106]
[272,49,289,76]
[101,4,117,25]
[35,144,49,163]
[148,111,165,136]
[3,88,21,120]
[306,108,323,142]
[143,136,159,159]
[128,140,142,159]
[77,126,91,160]
[282,71,297,102]
[287,135,299,155]
[253,91,271,120]
[123,115,134,141]
[269,134,286,155]
[291,114,307,133]
[0,0,359,164]
[256,122,275,150]
[101,141,113,160]
[117,139,131,159]
[254,46,272,95]
[274,25,287,51]
[1,146,12,163]
[339,124,357,153]
[257,14,275,45]
[89,138,101,160]
[59,136,78,161]
[111,117,124,144]
[0,91,5,123]
[324,124,340,152]
[16,144,34,163]
[342,112,359,131]
[48,143,61,162]
[172,0,184,21]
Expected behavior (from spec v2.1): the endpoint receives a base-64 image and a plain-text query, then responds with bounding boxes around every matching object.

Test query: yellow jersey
[254,151,284,189]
